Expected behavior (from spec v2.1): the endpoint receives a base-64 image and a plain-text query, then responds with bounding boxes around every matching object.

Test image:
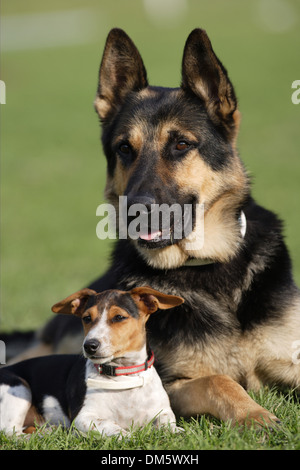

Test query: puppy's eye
[176,141,190,151]
[82,315,91,324]
[111,314,127,323]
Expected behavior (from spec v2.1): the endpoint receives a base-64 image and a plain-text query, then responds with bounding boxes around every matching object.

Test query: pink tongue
[139,230,162,241]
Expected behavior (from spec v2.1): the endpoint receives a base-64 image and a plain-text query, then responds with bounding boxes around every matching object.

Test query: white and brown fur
[0,287,183,436]
[1,28,299,428]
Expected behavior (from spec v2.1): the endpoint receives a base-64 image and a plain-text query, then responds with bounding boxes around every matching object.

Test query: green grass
[0,389,299,450]
[1,0,299,451]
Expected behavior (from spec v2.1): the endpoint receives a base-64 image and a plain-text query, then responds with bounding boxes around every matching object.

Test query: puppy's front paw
[173,425,185,433]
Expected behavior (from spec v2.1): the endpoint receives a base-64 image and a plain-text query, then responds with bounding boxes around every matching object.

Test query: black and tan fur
[2,29,299,426]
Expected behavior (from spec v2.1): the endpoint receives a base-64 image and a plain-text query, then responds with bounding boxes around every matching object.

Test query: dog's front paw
[240,408,281,429]
[154,417,184,433]
[116,429,131,440]
[173,425,185,433]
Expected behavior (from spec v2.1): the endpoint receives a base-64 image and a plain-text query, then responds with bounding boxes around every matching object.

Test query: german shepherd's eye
[118,142,132,156]
[166,137,195,160]
[176,141,190,151]
[117,142,134,165]
[119,143,131,154]
[82,315,92,324]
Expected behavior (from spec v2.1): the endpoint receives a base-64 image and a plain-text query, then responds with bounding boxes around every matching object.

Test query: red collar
[94,351,154,377]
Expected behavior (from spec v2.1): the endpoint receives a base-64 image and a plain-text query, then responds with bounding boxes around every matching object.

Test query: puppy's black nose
[84,339,100,356]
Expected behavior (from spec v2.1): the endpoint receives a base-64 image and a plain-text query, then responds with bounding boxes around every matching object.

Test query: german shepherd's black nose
[126,194,156,214]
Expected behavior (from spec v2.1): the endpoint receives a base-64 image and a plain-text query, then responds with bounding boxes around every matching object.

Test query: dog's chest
[83,368,169,428]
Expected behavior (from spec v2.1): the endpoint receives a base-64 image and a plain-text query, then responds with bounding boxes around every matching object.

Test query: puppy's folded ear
[130,286,184,315]
[51,288,97,316]
[94,28,148,122]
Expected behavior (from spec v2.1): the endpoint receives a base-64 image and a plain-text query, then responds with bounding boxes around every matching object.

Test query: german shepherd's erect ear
[94,28,148,122]
[181,29,240,140]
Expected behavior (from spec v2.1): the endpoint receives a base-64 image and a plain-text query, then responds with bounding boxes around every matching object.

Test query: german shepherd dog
[3,29,300,427]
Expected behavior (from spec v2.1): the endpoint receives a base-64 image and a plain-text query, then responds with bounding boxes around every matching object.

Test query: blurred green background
[1,0,300,331]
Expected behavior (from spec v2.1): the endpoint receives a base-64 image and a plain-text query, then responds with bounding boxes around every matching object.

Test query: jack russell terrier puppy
[0,287,184,437]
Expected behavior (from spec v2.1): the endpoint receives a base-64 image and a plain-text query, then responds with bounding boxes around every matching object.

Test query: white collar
[184,210,247,267]
[87,367,154,390]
